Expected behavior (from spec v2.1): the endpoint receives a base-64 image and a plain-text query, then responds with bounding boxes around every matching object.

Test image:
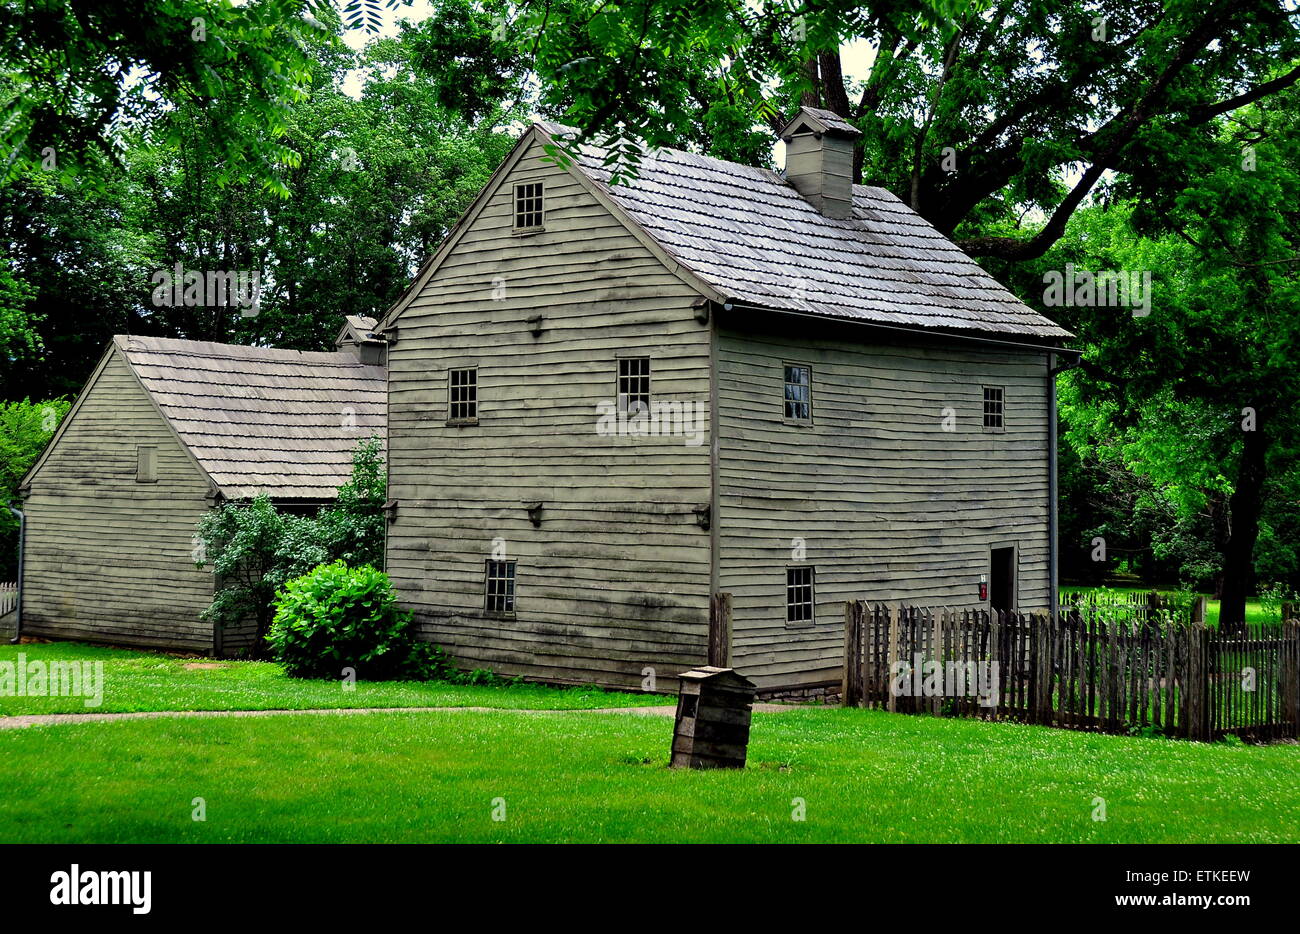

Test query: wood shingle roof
[115,335,386,500]
[539,122,1072,341]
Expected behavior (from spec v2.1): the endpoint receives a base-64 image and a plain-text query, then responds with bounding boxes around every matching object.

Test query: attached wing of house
[16,333,387,654]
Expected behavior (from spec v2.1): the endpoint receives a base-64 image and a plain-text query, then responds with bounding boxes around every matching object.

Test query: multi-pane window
[784,364,811,421]
[617,357,651,416]
[786,567,815,624]
[983,386,1004,429]
[514,182,544,229]
[449,368,478,421]
[485,560,517,614]
[136,445,157,483]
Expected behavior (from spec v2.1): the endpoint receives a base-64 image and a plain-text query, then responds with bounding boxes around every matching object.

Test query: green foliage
[1035,77,1300,613]
[0,251,39,363]
[313,437,386,569]
[504,0,1300,262]
[195,437,387,651]
[0,15,515,399]
[0,398,69,578]
[267,560,442,679]
[2,0,321,191]
[196,494,322,646]
[1256,581,1299,622]
[0,0,422,194]
[0,172,157,398]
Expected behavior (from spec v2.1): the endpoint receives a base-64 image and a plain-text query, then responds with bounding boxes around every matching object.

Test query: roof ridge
[535,120,778,180]
[117,334,376,366]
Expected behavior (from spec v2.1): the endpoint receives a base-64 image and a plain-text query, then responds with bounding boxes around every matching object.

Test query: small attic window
[136,445,158,483]
[513,182,544,230]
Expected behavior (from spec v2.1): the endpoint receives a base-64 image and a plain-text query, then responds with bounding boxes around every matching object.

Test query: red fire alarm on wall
[979,574,988,601]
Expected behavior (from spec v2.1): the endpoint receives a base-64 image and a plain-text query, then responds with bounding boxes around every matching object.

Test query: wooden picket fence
[0,582,15,618]
[843,603,1300,742]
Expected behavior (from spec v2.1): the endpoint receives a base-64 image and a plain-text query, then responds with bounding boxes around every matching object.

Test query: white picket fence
[0,582,16,618]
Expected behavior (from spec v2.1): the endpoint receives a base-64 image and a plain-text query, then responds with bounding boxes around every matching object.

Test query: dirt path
[0,702,798,730]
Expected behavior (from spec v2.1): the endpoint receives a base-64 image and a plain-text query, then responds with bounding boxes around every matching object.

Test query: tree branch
[1186,63,1300,124]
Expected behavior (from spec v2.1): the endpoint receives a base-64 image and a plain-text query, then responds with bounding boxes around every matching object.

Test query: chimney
[335,315,387,366]
[779,107,861,220]
[355,339,386,367]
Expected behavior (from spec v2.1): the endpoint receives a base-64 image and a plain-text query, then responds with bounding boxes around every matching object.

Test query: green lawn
[1062,585,1273,627]
[0,706,1295,843]
[0,642,658,716]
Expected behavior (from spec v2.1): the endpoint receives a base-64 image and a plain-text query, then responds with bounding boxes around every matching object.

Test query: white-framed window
[513,182,544,230]
[783,363,812,422]
[617,357,651,416]
[449,368,478,422]
[485,560,517,614]
[136,445,157,483]
[786,566,815,624]
[983,386,1005,430]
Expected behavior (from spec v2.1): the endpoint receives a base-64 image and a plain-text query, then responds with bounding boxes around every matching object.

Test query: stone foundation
[758,683,843,706]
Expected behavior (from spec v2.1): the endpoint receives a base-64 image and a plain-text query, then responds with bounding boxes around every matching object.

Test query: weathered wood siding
[715,317,1052,690]
[21,351,216,650]
[385,139,713,689]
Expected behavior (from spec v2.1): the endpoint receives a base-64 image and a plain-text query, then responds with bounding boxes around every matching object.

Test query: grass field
[2,642,1296,844]
[1062,586,1272,627]
[0,706,1296,843]
[0,642,656,715]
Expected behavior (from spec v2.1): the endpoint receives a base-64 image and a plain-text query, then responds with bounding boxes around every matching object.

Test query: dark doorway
[990,547,1016,613]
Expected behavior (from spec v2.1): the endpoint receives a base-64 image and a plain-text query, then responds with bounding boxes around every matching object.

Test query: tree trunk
[801,58,820,107]
[1219,420,1267,633]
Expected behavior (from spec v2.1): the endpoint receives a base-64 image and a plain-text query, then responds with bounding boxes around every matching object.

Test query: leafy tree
[0,17,516,396]
[314,437,386,569]
[1031,76,1300,629]
[0,0,417,194]
[490,0,1300,260]
[121,28,516,351]
[0,397,69,577]
[0,170,161,398]
[196,437,387,653]
[195,495,316,653]
[0,250,37,361]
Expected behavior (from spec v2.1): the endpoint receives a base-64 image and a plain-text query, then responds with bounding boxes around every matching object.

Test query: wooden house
[16,333,385,654]
[375,106,1075,695]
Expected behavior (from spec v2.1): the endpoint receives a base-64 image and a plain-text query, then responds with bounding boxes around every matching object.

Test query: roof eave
[716,301,1077,355]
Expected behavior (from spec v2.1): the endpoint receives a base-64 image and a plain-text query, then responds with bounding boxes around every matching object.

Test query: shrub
[268,561,447,680]
[196,437,385,654]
